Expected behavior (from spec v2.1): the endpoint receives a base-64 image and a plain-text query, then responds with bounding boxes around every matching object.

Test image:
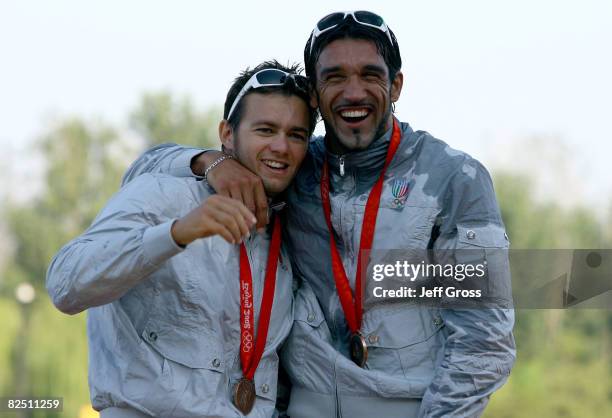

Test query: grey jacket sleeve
[46,174,185,315]
[121,143,212,186]
[418,158,516,418]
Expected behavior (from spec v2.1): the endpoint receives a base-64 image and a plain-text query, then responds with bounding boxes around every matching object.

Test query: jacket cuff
[171,148,216,180]
[143,220,184,266]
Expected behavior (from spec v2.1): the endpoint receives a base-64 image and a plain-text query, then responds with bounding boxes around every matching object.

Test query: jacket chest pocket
[137,317,226,416]
[280,285,333,389]
[361,304,444,379]
[352,203,438,249]
[453,224,512,304]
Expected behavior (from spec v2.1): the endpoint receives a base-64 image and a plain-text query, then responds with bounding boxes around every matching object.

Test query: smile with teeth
[262,159,289,170]
[339,108,370,122]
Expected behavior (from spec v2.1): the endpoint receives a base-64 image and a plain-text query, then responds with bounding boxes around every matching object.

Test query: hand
[171,195,257,246]
[192,151,268,231]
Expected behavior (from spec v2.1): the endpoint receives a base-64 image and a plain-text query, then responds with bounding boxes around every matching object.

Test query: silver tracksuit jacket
[118,120,516,418]
[46,174,294,417]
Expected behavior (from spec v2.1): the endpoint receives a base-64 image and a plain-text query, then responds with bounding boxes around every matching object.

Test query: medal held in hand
[320,119,401,368]
[232,216,282,414]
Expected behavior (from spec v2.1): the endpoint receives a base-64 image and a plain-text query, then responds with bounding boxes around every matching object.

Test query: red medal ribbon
[320,119,402,333]
[239,215,282,380]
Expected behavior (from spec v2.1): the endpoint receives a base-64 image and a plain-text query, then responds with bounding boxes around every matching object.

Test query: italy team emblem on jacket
[391,178,410,209]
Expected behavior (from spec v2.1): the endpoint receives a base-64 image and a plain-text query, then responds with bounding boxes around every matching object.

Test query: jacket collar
[324,119,411,178]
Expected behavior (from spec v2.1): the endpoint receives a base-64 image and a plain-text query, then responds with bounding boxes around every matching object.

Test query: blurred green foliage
[482,173,612,418]
[0,92,610,417]
[130,91,220,148]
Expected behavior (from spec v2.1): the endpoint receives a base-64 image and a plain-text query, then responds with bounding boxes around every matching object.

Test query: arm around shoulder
[121,142,219,186]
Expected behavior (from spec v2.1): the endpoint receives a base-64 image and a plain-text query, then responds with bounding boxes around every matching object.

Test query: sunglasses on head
[308,11,394,56]
[227,69,308,120]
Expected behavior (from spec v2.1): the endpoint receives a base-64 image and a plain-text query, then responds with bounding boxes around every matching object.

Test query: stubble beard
[326,100,393,154]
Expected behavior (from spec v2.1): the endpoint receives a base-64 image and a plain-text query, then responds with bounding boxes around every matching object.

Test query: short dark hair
[223,60,318,135]
[304,16,402,83]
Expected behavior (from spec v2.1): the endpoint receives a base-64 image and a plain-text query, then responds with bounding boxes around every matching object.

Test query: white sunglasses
[227,69,308,120]
[308,11,394,56]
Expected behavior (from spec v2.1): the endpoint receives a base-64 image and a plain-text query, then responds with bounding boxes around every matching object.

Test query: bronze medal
[350,333,368,367]
[233,377,256,415]
[234,216,281,415]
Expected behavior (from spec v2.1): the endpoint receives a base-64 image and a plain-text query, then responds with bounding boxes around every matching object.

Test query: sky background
[1,0,611,213]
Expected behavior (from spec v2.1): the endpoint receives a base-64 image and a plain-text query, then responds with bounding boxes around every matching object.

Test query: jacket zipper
[339,156,345,177]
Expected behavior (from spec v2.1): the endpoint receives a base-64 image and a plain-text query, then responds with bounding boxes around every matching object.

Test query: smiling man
[46,61,317,418]
[121,11,516,418]
[313,37,401,152]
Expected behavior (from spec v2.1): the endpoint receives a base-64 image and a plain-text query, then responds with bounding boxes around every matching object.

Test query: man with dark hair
[122,11,515,418]
[46,61,316,417]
